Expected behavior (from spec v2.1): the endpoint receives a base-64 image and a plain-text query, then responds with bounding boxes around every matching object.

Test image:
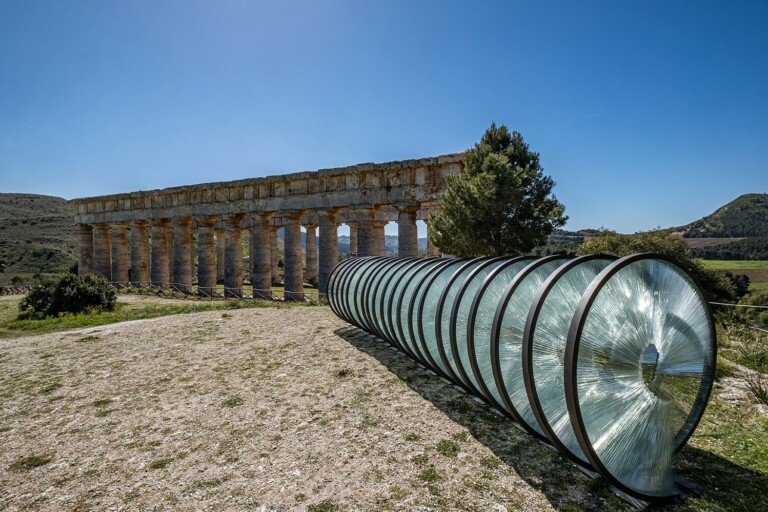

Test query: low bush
[19,274,116,319]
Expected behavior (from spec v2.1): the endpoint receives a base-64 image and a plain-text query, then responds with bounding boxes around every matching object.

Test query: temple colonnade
[71,154,462,299]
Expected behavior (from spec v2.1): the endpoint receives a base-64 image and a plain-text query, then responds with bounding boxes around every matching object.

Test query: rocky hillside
[681,193,768,238]
[0,194,78,285]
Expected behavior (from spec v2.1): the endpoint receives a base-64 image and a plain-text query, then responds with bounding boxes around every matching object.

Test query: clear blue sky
[1,1,766,234]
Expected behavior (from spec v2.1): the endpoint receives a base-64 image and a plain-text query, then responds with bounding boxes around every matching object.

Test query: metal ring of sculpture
[327,253,716,502]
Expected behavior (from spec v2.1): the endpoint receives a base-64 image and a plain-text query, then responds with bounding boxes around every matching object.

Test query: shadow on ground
[334,325,768,512]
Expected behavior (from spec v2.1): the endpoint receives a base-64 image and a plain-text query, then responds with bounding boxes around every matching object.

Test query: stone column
[425,220,440,258]
[173,217,194,293]
[348,222,358,257]
[270,226,281,285]
[304,223,318,285]
[197,217,217,297]
[92,223,112,280]
[130,221,150,286]
[77,224,94,275]
[251,213,274,299]
[283,212,305,301]
[373,221,387,257]
[190,227,197,284]
[151,219,171,288]
[216,226,225,283]
[318,210,339,296]
[111,223,129,287]
[354,208,375,257]
[397,206,419,258]
[224,215,244,298]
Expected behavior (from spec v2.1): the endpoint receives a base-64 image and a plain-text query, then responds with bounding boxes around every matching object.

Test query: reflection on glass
[527,257,613,463]
[471,259,532,407]
[451,258,507,391]
[496,258,569,434]
[571,259,714,498]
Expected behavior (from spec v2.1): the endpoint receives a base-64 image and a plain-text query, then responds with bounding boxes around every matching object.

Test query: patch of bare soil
[0,306,630,511]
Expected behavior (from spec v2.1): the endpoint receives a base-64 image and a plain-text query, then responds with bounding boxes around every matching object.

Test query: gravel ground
[0,304,630,511]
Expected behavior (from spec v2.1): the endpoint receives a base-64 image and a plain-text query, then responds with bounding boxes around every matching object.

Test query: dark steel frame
[563,253,717,501]
[521,254,616,467]
[490,255,569,437]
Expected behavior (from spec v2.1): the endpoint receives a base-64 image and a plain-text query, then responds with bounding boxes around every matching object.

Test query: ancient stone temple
[70,153,463,299]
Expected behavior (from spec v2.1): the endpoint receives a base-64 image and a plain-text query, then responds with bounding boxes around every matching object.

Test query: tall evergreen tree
[429,124,567,256]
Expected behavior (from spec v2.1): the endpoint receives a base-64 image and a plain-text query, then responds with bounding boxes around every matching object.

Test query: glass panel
[354,258,391,331]
[363,259,399,337]
[399,259,443,363]
[347,258,382,329]
[376,258,415,346]
[437,259,488,383]
[528,257,614,463]
[452,258,508,391]
[470,258,533,409]
[336,257,370,323]
[496,257,569,433]
[379,258,418,348]
[393,260,437,357]
[571,258,715,498]
[416,259,465,374]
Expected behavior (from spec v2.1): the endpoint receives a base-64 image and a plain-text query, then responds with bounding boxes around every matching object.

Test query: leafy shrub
[19,274,117,319]
[577,230,736,302]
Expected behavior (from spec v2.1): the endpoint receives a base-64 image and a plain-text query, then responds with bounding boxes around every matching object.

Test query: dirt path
[0,306,626,511]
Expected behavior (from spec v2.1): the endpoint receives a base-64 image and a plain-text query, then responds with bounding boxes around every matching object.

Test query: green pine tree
[429,123,567,256]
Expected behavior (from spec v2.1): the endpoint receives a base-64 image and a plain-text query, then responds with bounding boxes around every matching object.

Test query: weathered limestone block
[111,223,129,287]
[304,223,318,286]
[224,215,244,298]
[151,219,171,288]
[130,221,150,286]
[397,205,419,258]
[173,217,193,293]
[355,208,375,257]
[283,213,304,301]
[348,222,357,257]
[373,221,387,257]
[270,227,281,285]
[318,209,339,296]
[93,223,112,280]
[425,220,440,258]
[78,224,94,275]
[251,213,274,299]
[216,226,225,282]
[197,217,217,296]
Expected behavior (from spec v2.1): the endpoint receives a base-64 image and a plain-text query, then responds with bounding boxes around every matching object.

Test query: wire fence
[0,285,34,296]
[108,281,324,304]
[710,301,768,310]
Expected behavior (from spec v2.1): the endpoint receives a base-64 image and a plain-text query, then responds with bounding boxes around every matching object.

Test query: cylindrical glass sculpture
[327,253,716,502]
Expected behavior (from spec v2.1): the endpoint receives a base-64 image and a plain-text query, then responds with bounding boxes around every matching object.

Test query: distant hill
[0,194,77,285]
[680,193,768,238]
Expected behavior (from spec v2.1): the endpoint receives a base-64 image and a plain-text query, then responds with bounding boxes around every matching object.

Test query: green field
[699,260,768,293]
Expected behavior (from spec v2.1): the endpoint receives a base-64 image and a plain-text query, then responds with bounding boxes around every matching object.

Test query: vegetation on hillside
[577,230,739,302]
[0,193,77,285]
[693,236,768,260]
[429,124,567,256]
[681,193,768,238]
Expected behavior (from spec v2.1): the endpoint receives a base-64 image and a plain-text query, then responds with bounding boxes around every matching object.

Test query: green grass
[678,394,768,511]
[699,259,768,293]
[698,260,768,271]
[149,457,174,470]
[435,439,460,458]
[222,395,244,408]
[0,294,319,339]
[307,498,339,512]
[8,455,53,472]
